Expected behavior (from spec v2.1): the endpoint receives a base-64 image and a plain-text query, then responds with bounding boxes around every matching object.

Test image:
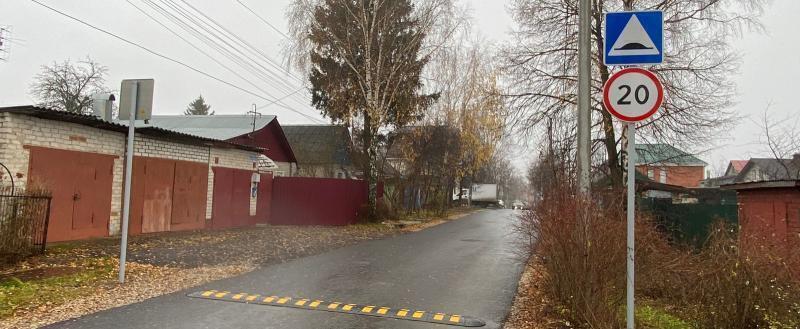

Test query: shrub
[682,222,800,328]
[517,183,800,328]
[516,187,679,328]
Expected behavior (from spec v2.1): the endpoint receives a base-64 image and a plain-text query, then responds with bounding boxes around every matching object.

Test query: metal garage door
[171,161,209,231]
[211,167,255,229]
[27,147,114,242]
[130,157,209,235]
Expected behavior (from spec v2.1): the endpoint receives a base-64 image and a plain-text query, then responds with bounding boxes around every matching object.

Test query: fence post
[41,196,52,254]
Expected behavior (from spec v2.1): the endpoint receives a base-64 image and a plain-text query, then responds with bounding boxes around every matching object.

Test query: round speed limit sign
[603,68,664,122]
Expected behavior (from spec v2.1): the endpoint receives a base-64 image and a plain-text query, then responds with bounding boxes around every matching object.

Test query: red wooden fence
[269,177,373,226]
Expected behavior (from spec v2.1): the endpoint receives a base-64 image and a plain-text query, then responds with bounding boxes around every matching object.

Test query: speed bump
[187,290,486,327]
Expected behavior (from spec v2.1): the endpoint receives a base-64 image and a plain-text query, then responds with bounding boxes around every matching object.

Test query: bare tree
[29,57,109,114]
[502,0,766,187]
[421,36,506,202]
[286,0,461,218]
[759,109,800,179]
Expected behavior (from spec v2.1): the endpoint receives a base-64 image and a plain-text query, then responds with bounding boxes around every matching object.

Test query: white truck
[470,183,503,208]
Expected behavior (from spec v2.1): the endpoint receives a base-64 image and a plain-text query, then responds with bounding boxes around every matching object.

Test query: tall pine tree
[184,95,214,115]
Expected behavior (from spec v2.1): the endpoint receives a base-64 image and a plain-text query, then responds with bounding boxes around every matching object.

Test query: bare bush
[516,186,680,328]
[683,222,800,328]
[516,186,800,328]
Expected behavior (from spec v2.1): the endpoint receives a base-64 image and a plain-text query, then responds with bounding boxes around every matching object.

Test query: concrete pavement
[47,209,525,329]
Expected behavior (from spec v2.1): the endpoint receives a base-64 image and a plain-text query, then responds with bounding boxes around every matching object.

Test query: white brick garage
[0,106,262,241]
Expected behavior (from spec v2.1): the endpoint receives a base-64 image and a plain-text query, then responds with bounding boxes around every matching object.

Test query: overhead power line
[143,0,313,113]
[30,0,324,123]
[141,0,311,109]
[235,0,290,40]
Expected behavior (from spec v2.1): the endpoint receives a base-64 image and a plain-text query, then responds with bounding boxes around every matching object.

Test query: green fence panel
[639,198,738,247]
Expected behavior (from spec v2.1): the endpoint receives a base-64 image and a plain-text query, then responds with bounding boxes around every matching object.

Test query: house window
[647,169,654,179]
[659,169,667,183]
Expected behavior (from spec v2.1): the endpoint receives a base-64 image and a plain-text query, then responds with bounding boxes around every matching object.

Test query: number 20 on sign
[603,67,663,122]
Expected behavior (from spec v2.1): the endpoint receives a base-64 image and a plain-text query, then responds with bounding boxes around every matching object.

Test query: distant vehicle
[471,184,502,208]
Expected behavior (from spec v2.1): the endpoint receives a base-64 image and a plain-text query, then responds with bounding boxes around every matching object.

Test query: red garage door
[130,157,209,235]
[211,167,256,229]
[171,161,209,231]
[27,147,114,242]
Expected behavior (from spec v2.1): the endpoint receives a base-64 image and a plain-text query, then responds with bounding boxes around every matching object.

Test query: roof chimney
[91,93,115,122]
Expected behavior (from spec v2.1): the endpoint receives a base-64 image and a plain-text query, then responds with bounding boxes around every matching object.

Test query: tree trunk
[361,110,378,221]
[593,9,623,189]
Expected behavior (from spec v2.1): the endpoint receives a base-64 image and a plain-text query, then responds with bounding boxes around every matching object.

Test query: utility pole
[576,0,591,194]
[247,104,261,134]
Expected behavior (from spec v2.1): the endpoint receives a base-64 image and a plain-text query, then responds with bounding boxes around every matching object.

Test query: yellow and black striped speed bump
[187,290,485,327]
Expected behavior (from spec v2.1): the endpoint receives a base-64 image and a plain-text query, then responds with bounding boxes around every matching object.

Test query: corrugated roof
[282,125,352,166]
[635,144,707,166]
[734,158,800,182]
[0,106,262,152]
[116,115,276,140]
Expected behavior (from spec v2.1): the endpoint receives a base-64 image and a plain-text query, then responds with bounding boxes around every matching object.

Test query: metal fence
[0,193,52,260]
[640,197,738,247]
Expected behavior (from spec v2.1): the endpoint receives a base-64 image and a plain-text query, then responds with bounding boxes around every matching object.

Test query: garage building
[0,106,266,242]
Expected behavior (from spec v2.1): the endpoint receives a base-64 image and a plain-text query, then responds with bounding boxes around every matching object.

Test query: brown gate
[27,147,113,242]
[130,157,209,235]
[211,167,256,229]
[141,158,174,233]
[171,161,209,231]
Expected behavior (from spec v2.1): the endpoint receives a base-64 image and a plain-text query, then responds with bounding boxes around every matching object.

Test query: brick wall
[134,136,207,163]
[636,165,705,188]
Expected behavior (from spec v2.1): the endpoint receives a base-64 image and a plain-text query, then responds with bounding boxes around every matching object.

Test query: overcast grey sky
[0,0,797,174]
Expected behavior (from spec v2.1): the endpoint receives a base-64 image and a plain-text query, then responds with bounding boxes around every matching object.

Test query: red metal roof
[729,160,748,173]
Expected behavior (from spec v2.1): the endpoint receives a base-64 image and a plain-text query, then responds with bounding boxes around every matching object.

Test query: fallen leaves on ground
[504,259,572,329]
[0,210,477,328]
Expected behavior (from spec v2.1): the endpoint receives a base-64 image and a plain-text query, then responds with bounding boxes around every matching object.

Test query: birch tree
[286,0,458,218]
[502,0,766,187]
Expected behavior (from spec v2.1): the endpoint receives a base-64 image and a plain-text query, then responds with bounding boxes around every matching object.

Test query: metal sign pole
[626,121,636,329]
[118,81,138,283]
[577,0,591,195]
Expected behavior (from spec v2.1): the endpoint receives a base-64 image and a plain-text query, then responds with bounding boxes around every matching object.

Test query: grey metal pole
[626,122,636,329]
[577,0,591,194]
[623,3,635,327]
[118,81,138,283]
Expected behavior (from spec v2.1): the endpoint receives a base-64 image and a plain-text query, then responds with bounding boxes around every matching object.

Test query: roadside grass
[393,206,477,221]
[636,304,691,329]
[0,257,115,318]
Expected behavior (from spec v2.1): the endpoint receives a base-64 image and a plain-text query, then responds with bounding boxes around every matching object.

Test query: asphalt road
[47,209,525,329]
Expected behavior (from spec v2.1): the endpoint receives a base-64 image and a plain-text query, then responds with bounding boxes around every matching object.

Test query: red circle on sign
[602,67,664,122]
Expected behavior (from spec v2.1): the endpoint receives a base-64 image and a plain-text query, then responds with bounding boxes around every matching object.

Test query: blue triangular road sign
[605,11,664,66]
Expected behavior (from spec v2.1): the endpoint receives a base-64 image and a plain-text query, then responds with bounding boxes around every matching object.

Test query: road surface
[47,209,525,329]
